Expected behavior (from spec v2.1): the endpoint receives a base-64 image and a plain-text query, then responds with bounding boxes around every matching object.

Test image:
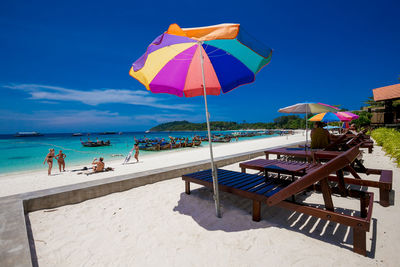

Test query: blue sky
[0,0,399,133]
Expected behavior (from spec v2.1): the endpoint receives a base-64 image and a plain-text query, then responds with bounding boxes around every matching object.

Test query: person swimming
[43,148,55,175]
[55,150,67,172]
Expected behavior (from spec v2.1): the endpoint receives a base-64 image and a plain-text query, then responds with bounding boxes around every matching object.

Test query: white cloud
[0,109,133,127]
[4,83,195,111]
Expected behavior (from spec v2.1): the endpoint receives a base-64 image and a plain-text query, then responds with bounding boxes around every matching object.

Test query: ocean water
[0,131,279,174]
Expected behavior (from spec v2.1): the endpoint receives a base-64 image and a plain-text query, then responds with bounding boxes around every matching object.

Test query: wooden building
[372,83,400,126]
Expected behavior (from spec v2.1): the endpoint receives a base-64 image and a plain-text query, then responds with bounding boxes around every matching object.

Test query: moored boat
[99,132,116,135]
[81,139,111,147]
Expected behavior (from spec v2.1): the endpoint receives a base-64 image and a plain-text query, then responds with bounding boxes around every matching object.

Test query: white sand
[27,139,400,266]
[0,134,305,197]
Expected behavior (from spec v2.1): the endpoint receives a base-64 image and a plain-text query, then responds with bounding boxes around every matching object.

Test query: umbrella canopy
[278,102,339,145]
[278,102,339,114]
[336,111,359,121]
[129,23,272,217]
[308,112,341,123]
[130,23,272,97]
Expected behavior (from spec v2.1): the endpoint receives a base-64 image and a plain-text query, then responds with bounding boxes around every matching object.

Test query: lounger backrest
[324,134,347,150]
[267,144,361,206]
[345,132,364,147]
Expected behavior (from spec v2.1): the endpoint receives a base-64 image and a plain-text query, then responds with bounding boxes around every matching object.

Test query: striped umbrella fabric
[278,102,339,114]
[308,112,341,123]
[336,111,359,121]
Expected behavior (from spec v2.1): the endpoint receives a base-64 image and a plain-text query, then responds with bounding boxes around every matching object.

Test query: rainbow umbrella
[308,112,341,123]
[129,23,272,217]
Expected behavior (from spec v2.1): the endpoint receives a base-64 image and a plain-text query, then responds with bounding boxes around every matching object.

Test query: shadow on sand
[173,187,377,258]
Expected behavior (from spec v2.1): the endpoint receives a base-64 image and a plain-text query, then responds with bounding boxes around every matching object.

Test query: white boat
[15,132,43,137]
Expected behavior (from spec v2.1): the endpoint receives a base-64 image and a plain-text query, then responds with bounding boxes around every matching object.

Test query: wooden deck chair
[242,146,392,206]
[183,146,374,256]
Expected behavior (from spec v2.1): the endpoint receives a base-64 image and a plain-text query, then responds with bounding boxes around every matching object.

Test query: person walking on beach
[55,150,67,172]
[92,157,105,172]
[43,148,55,176]
[134,143,139,162]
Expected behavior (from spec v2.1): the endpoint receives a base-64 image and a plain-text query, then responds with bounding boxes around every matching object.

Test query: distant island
[149,115,306,132]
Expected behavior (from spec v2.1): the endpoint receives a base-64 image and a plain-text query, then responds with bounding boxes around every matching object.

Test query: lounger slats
[248,179,276,193]
[233,176,265,189]
[182,169,282,198]
[265,186,284,197]
[256,183,280,195]
[219,173,249,186]
[238,178,268,191]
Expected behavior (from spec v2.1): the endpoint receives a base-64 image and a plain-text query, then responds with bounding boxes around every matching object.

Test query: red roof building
[373,83,400,102]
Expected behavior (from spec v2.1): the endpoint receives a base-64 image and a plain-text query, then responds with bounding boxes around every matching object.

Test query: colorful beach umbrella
[336,111,359,121]
[278,103,339,145]
[335,112,352,122]
[129,23,273,217]
[278,103,339,114]
[308,112,341,123]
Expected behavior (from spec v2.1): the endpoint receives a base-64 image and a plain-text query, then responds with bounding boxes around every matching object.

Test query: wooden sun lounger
[182,146,374,255]
[240,155,392,207]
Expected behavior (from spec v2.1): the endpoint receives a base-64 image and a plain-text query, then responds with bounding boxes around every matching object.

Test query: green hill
[149,116,306,131]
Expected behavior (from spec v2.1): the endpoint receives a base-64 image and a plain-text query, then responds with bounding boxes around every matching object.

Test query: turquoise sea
[0,131,279,174]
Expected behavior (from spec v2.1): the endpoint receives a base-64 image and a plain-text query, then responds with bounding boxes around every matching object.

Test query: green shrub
[371,128,400,166]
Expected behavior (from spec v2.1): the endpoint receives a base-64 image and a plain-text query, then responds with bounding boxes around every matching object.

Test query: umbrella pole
[198,41,221,218]
[305,106,308,149]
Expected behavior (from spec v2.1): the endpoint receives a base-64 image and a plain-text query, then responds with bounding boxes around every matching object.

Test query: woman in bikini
[134,143,139,162]
[55,150,67,172]
[43,148,55,175]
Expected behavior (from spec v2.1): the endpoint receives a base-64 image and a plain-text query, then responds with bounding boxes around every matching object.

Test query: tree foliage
[150,116,306,131]
[351,111,372,128]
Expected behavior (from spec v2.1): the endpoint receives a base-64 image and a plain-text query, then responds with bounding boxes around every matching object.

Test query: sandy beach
[27,139,400,266]
[0,134,304,197]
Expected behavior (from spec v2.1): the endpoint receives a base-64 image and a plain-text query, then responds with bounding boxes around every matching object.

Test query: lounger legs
[379,187,390,207]
[360,194,369,218]
[252,200,261,222]
[185,181,190,195]
[353,228,367,256]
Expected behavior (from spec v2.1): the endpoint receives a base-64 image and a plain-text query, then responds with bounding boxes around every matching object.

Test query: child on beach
[55,150,67,172]
[43,148,55,176]
[134,143,139,162]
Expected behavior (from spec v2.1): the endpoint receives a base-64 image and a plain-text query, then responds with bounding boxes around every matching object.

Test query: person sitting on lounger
[311,121,330,149]
[346,123,358,135]
[92,157,105,172]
